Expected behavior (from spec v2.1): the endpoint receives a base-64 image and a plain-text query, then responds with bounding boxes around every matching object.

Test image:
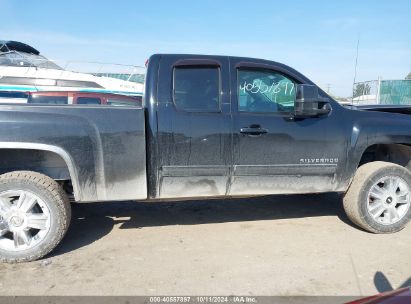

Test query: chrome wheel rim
[367,176,411,225]
[0,190,51,252]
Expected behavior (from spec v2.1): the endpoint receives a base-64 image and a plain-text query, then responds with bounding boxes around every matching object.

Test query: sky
[1,0,410,97]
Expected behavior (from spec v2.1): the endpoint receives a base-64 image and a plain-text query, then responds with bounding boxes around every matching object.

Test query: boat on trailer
[0,40,144,98]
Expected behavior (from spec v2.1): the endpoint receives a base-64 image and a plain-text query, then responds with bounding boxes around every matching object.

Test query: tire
[343,161,411,233]
[0,171,71,263]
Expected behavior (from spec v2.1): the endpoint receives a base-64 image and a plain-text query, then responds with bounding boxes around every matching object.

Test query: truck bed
[0,104,147,201]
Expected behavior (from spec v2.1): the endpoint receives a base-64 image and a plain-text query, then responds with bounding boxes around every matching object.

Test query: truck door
[156,56,232,198]
[229,58,348,195]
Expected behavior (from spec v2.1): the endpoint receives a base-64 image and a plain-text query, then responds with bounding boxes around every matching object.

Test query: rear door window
[173,66,220,112]
[28,95,68,104]
[76,97,101,105]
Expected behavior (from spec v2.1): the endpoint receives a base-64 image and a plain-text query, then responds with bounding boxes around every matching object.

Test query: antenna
[352,34,360,105]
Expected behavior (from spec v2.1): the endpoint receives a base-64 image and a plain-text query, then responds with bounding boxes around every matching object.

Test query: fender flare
[0,142,80,201]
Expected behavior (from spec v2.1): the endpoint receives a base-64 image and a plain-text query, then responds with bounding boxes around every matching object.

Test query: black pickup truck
[0,54,411,263]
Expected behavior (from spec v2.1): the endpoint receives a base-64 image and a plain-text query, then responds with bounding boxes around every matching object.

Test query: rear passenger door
[156,56,232,198]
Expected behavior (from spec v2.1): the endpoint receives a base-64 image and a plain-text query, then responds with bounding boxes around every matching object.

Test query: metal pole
[352,35,360,105]
[376,76,381,104]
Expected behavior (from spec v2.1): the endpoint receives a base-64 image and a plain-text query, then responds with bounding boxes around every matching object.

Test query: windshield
[0,51,63,70]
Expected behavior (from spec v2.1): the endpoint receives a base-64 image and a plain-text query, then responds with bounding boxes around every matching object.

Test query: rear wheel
[343,161,411,233]
[0,171,71,263]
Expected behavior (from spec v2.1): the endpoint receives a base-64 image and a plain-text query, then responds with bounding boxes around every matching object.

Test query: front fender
[344,110,411,190]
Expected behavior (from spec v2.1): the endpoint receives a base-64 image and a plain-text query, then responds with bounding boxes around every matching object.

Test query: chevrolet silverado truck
[0,54,411,263]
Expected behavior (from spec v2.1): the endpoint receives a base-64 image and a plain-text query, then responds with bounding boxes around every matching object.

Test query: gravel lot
[0,193,410,296]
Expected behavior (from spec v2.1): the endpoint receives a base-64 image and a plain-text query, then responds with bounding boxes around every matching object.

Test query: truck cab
[146,54,349,199]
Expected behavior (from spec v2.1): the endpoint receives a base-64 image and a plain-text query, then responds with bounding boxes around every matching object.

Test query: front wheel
[0,171,71,263]
[343,161,411,233]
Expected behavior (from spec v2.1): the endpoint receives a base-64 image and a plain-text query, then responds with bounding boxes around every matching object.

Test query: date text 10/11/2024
[149,296,257,303]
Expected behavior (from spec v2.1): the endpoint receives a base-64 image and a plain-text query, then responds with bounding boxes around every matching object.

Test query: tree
[406,72,411,80]
[353,82,371,98]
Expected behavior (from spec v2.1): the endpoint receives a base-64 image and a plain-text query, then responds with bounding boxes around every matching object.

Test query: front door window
[238,69,296,113]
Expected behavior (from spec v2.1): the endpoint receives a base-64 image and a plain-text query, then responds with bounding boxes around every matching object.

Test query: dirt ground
[0,193,410,296]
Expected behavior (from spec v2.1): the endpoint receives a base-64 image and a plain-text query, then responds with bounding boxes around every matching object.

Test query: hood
[346,104,411,116]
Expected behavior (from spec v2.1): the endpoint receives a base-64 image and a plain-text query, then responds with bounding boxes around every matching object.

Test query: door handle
[240,125,268,136]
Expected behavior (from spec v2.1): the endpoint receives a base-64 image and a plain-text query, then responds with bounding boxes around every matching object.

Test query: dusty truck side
[1,54,411,262]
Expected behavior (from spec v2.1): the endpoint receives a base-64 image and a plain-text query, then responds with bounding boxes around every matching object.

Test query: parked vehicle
[0,91,142,106]
[1,54,411,262]
[0,91,28,104]
[27,91,142,106]
[0,40,144,96]
[347,287,411,304]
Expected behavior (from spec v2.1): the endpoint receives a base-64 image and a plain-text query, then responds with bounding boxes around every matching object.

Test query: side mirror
[294,84,331,118]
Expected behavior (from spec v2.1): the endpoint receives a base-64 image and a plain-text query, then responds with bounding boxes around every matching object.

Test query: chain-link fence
[353,79,411,105]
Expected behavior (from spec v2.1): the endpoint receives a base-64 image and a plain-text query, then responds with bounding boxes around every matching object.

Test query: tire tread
[0,171,71,263]
[343,161,409,233]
